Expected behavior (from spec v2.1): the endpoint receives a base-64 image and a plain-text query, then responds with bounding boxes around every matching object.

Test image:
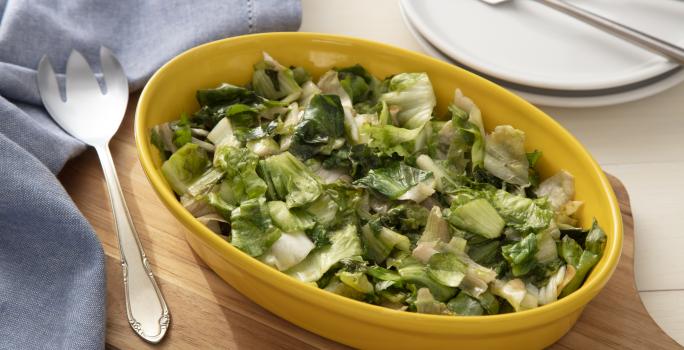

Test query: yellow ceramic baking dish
[135,32,622,350]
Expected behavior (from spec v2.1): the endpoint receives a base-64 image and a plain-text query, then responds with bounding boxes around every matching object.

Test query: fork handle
[539,0,684,65]
[95,144,170,343]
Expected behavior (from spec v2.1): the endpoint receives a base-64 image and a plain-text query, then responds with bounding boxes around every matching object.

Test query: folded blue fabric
[0,1,301,349]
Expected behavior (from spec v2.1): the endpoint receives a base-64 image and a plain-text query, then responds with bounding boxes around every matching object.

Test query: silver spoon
[37,48,170,343]
[480,0,684,65]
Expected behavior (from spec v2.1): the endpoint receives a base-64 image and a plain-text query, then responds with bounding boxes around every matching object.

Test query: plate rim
[399,1,684,108]
[400,0,680,92]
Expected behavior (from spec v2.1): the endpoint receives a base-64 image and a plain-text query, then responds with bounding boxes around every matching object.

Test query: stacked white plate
[399,0,684,107]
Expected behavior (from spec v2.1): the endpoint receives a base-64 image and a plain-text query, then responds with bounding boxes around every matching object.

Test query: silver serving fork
[37,48,170,343]
[479,0,684,65]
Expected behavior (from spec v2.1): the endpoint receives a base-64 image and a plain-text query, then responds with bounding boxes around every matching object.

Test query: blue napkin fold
[0,1,301,349]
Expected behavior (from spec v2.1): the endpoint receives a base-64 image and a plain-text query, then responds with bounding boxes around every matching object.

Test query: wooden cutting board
[59,95,680,350]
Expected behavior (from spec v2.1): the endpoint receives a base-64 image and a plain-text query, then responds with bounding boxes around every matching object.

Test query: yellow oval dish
[135,32,622,350]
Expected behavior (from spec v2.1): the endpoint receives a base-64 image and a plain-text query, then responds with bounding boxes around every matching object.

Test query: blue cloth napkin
[0,1,301,349]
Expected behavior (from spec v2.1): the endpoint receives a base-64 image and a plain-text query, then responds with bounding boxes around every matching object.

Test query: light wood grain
[59,95,680,349]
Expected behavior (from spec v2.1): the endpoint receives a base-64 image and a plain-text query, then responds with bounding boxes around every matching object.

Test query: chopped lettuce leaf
[487,189,554,233]
[397,257,457,302]
[418,206,451,244]
[230,197,282,257]
[267,201,316,232]
[286,224,363,282]
[448,198,505,239]
[447,292,484,316]
[252,52,302,102]
[161,143,210,195]
[585,219,607,256]
[260,231,315,271]
[259,152,322,208]
[354,162,433,201]
[214,146,267,202]
[338,270,374,294]
[484,125,529,186]
[535,170,575,210]
[380,73,436,130]
[361,224,410,264]
[502,233,538,277]
[290,94,346,159]
[427,252,467,287]
[415,288,450,315]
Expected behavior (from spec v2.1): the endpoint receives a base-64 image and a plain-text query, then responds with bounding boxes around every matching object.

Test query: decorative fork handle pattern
[539,0,684,65]
[95,144,170,344]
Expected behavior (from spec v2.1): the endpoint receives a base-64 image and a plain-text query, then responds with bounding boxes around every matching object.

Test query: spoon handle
[539,0,684,65]
[95,143,170,343]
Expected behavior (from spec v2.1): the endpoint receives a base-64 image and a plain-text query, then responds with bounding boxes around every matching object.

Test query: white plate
[401,0,684,91]
[399,2,684,108]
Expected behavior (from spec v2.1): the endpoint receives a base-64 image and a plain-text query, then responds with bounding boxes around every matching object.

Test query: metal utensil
[480,0,684,65]
[37,48,170,343]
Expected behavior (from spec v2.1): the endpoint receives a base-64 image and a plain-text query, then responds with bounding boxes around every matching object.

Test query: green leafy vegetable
[534,170,575,210]
[214,146,267,202]
[172,113,192,148]
[161,143,210,195]
[267,201,316,232]
[397,257,457,302]
[415,288,449,315]
[252,53,302,102]
[380,73,436,130]
[355,162,434,201]
[290,94,346,159]
[559,235,601,297]
[487,189,554,233]
[260,231,315,271]
[447,292,484,316]
[153,53,608,316]
[427,252,467,287]
[286,224,363,282]
[502,233,538,277]
[338,270,374,294]
[448,198,505,239]
[361,224,410,264]
[585,219,607,256]
[336,64,379,105]
[259,152,323,208]
[484,125,530,186]
[230,197,282,257]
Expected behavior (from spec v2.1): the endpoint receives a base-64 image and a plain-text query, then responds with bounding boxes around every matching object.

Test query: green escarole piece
[354,162,434,202]
[559,235,601,297]
[446,292,484,316]
[230,197,282,257]
[290,94,346,159]
[286,224,363,283]
[501,233,538,277]
[252,53,302,102]
[266,201,316,232]
[448,198,505,239]
[379,72,436,130]
[484,125,530,186]
[161,143,210,195]
[214,146,267,203]
[259,151,323,208]
[486,189,554,233]
[360,224,410,264]
[426,252,467,288]
[397,257,457,302]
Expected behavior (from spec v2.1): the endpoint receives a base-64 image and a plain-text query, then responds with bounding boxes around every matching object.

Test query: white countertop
[301,0,684,344]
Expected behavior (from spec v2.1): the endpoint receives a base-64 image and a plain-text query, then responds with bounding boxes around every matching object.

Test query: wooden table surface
[58,93,680,349]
